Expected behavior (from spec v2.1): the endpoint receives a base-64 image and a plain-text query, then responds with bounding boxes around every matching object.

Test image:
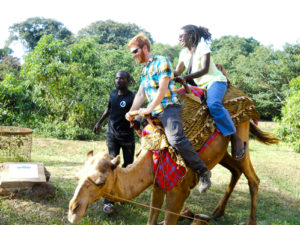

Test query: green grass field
[0,122,299,225]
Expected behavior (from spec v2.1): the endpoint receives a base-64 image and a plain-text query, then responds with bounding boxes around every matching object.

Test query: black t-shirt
[107,89,135,138]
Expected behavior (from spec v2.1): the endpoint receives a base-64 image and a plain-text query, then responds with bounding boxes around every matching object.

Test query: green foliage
[21,35,139,139]
[0,73,37,126]
[212,36,299,120]
[211,36,260,71]
[8,17,73,51]
[77,20,153,49]
[276,76,300,152]
[0,47,13,60]
[0,56,20,81]
[2,20,299,141]
[151,43,181,63]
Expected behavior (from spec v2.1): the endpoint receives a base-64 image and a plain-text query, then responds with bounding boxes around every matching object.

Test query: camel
[68,115,279,225]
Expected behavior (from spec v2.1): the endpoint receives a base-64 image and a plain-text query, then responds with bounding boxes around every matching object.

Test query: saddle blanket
[142,118,219,191]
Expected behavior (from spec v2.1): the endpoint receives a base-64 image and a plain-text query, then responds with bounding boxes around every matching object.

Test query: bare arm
[184,53,210,80]
[126,85,146,121]
[93,107,110,135]
[139,76,170,116]
[174,61,185,77]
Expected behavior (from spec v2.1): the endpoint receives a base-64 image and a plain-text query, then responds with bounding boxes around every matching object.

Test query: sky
[1,0,299,59]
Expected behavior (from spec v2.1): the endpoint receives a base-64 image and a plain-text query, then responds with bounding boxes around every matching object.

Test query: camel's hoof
[194,213,210,221]
[211,211,224,220]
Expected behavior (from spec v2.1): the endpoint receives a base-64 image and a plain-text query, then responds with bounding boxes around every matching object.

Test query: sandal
[103,203,114,214]
[235,141,247,160]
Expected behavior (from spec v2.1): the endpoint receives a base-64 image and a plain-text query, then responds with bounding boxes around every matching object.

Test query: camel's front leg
[164,185,190,225]
[147,184,165,225]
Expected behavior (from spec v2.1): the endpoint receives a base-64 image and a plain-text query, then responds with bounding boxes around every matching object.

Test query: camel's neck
[110,150,154,200]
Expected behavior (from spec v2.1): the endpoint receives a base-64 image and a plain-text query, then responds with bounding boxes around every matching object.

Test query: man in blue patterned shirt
[126,33,211,193]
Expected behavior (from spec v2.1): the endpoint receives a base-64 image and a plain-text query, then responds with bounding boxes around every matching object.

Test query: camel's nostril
[72,202,80,212]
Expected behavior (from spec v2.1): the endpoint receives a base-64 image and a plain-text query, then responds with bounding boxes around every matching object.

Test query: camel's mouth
[68,204,88,224]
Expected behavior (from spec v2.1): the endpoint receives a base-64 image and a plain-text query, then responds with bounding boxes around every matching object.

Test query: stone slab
[0,162,46,190]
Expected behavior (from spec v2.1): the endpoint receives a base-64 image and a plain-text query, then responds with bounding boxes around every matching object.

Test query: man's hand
[174,76,186,85]
[138,108,152,117]
[125,112,133,122]
[93,122,101,135]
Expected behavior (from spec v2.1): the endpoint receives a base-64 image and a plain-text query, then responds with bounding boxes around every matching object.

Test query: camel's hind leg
[215,121,259,225]
[240,152,260,225]
[236,121,260,225]
[212,151,242,219]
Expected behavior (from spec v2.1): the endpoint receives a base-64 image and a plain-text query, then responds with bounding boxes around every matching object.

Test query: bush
[276,76,300,152]
[34,120,97,140]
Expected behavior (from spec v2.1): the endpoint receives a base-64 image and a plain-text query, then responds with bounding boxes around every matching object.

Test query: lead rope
[102,191,207,223]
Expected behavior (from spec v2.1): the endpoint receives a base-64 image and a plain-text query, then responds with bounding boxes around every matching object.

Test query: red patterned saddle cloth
[142,86,220,191]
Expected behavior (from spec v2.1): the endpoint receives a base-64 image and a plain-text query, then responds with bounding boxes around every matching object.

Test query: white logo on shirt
[120,101,126,108]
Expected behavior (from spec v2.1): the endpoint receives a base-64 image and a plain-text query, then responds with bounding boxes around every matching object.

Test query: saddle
[141,84,259,152]
[179,84,260,150]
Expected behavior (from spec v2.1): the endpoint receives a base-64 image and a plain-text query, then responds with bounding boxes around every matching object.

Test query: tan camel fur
[68,120,279,225]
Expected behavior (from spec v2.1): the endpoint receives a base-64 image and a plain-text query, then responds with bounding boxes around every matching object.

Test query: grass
[0,122,299,225]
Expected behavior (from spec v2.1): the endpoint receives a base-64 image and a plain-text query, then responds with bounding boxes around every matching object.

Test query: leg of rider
[157,104,211,193]
[206,81,245,159]
[120,138,135,168]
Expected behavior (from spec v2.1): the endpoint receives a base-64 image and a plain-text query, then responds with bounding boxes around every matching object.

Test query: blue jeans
[206,82,236,136]
[156,104,208,173]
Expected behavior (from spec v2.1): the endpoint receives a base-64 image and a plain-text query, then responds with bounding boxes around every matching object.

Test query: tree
[211,36,300,120]
[151,43,181,63]
[21,35,139,139]
[8,17,73,51]
[276,76,300,152]
[0,47,20,81]
[77,20,153,48]
[0,47,13,60]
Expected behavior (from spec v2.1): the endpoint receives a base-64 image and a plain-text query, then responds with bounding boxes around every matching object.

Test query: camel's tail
[250,122,280,145]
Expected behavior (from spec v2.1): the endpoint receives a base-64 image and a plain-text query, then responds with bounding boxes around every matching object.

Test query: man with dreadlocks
[174,24,247,160]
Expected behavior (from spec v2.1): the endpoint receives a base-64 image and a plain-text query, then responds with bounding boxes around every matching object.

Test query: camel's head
[68,150,120,224]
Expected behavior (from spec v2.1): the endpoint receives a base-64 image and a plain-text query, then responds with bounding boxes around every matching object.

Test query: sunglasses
[179,33,188,39]
[131,48,140,54]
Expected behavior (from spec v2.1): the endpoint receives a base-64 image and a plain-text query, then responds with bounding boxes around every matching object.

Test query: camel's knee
[248,177,260,192]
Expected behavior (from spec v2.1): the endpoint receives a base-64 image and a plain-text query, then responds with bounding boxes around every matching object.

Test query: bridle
[81,176,207,223]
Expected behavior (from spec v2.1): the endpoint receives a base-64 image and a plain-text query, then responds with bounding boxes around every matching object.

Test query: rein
[85,176,207,223]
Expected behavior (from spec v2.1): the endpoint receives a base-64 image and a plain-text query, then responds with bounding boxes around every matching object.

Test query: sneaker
[103,203,114,214]
[198,170,212,193]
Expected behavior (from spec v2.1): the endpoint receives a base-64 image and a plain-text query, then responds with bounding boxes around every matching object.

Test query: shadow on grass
[1,179,299,225]
[185,182,300,225]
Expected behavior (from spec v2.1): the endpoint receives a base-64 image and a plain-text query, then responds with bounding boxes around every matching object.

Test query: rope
[103,191,208,223]
[86,175,207,223]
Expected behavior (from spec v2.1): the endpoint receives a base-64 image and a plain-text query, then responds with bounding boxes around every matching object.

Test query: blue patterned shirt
[141,55,181,115]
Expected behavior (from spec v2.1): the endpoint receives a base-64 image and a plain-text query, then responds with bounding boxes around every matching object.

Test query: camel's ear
[86,150,94,160]
[110,155,120,170]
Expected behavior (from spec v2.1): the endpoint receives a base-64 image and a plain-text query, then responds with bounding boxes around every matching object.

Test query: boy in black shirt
[93,71,135,214]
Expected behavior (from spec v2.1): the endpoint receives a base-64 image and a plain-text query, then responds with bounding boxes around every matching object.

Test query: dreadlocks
[181,25,212,46]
